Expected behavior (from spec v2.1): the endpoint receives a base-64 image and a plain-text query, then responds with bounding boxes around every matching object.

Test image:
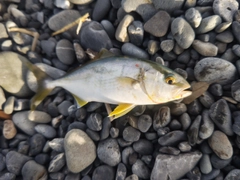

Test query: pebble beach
[0,0,240,179]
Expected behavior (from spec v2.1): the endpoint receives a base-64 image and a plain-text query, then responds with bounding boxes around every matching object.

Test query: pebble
[232,44,240,57]
[187,99,202,116]
[35,153,50,165]
[194,57,237,85]
[69,0,93,5]
[213,0,239,22]
[170,103,187,116]
[152,0,185,13]
[171,17,195,49]
[115,163,127,180]
[187,115,201,146]
[185,8,202,28]
[160,39,174,52]
[158,130,187,146]
[123,126,141,142]
[179,113,191,130]
[92,165,115,180]
[178,141,192,152]
[48,138,64,152]
[199,110,214,139]
[128,21,144,46]
[28,110,52,123]
[151,151,202,180]
[153,106,171,130]
[137,114,152,133]
[56,39,75,65]
[64,129,96,173]
[208,130,233,160]
[54,0,73,9]
[3,96,15,114]
[29,133,46,156]
[0,172,16,180]
[86,113,102,131]
[192,40,218,56]
[128,116,138,129]
[209,99,234,136]
[148,40,160,55]
[118,138,132,147]
[122,42,149,59]
[159,146,181,155]
[48,153,65,172]
[100,117,111,140]
[3,120,16,140]
[200,154,212,174]
[86,128,100,141]
[132,159,150,179]
[6,151,32,175]
[115,14,134,42]
[195,15,222,34]
[0,153,5,172]
[40,39,56,57]
[110,127,119,138]
[21,160,47,180]
[199,91,215,109]
[122,0,151,13]
[211,154,232,169]
[201,169,220,180]
[0,87,6,109]
[34,124,57,139]
[125,174,138,180]
[144,11,171,37]
[133,139,153,155]
[92,0,111,21]
[231,80,240,102]
[209,83,223,96]
[224,169,240,179]
[0,23,8,39]
[216,31,234,43]
[122,146,134,165]
[101,20,115,39]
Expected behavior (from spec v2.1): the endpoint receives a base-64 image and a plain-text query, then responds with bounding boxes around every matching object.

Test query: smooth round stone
[128,21,144,46]
[170,103,187,116]
[58,100,72,116]
[123,126,141,142]
[29,134,46,156]
[0,52,33,97]
[200,154,212,174]
[211,154,232,169]
[159,146,181,155]
[199,91,215,109]
[34,124,57,139]
[54,0,73,9]
[224,169,240,179]
[115,163,127,180]
[209,99,234,136]
[92,165,114,180]
[110,127,119,138]
[100,117,111,140]
[201,169,220,180]
[208,130,233,160]
[185,8,202,28]
[64,129,96,173]
[40,39,56,57]
[192,40,218,56]
[178,141,192,152]
[152,0,185,13]
[21,160,47,180]
[92,0,111,21]
[28,110,52,123]
[233,45,240,57]
[209,84,223,96]
[125,174,138,180]
[56,39,75,65]
[86,113,102,131]
[144,10,171,37]
[121,42,149,59]
[12,111,37,136]
[97,138,121,166]
[153,106,171,130]
[133,139,153,155]
[101,20,115,39]
[231,80,240,102]
[0,153,5,171]
[187,99,202,116]
[69,0,93,4]
[215,22,232,33]
[158,130,187,146]
[132,159,150,179]
[122,146,134,165]
[3,120,17,140]
[48,153,65,172]
[137,114,152,133]
[213,0,239,22]
[195,15,222,34]
[160,39,174,52]
[216,31,234,43]
[171,17,195,49]
[35,153,50,165]
[179,113,191,130]
[6,151,32,175]
[48,138,64,152]
[86,128,100,141]
[199,110,214,140]
[187,115,201,146]
[80,21,112,52]
[115,14,134,42]
[3,96,14,114]
[48,10,81,37]
[148,40,160,55]
[231,21,240,43]
[194,57,237,85]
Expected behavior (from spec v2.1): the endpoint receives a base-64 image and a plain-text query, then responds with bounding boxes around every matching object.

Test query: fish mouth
[174,84,192,99]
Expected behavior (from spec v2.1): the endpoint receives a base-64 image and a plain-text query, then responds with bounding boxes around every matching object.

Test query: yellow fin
[116,77,140,89]
[109,104,135,119]
[72,94,88,107]
[94,48,115,60]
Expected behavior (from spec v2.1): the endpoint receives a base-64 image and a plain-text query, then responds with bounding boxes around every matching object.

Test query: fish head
[143,65,192,104]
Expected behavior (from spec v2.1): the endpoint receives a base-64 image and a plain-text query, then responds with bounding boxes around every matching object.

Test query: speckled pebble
[178,141,192,152]
[128,21,144,46]
[58,100,72,116]
[187,115,201,146]
[185,8,202,28]
[48,138,64,152]
[29,134,46,156]
[199,110,214,140]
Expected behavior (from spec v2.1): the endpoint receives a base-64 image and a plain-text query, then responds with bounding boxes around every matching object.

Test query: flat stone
[137,114,152,133]
[56,39,75,65]
[187,115,201,146]
[194,57,237,85]
[133,139,153,155]
[199,154,212,174]
[195,15,222,34]
[64,129,96,173]
[3,120,17,140]
[35,124,57,139]
[123,126,141,142]
[27,110,52,123]
[216,31,234,43]
[21,160,47,180]
[158,130,187,146]
[208,130,233,159]
[151,151,202,180]
[192,40,218,56]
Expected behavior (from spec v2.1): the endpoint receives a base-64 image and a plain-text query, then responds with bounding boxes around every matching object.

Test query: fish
[31,51,192,120]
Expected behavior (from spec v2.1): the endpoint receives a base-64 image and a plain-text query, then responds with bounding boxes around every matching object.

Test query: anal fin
[72,94,88,108]
[108,104,135,120]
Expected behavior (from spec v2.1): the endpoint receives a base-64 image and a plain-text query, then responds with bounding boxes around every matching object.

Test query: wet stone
[187,115,201,146]
[3,120,17,140]
[29,134,46,156]
[209,99,234,136]
[137,114,152,133]
[128,21,144,46]
[153,106,171,130]
[121,42,149,59]
[158,130,187,146]
[123,126,141,142]
[56,39,75,65]
[208,130,233,160]
[200,154,212,174]
[92,165,114,180]
[159,146,181,155]
[195,15,222,34]
[132,159,150,179]
[133,139,153,155]
[92,0,111,21]
[35,124,57,139]
[178,141,192,152]
[21,160,47,180]
[115,163,127,180]
[185,8,202,28]
[199,110,214,140]
[86,113,102,131]
[179,113,191,130]
[48,153,65,173]
[211,154,232,169]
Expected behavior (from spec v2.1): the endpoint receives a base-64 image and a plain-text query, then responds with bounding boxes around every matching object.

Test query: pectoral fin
[108,104,136,119]
[72,94,88,108]
[116,77,141,89]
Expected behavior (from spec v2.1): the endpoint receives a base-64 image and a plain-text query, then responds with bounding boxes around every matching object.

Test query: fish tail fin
[28,63,56,110]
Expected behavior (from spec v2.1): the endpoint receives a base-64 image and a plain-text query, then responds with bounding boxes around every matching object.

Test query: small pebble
[86,113,102,131]
[35,153,50,165]
[101,20,115,39]
[199,91,215,108]
[121,146,134,165]
[110,127,119,138]
[179,113,191,130]
[58,100,72,116]
[128,21,144,46]
[201,169,220,180]
[92,0,111,21]
[199,110,214,140]
[56,39,75,65]
[170,103,187,116]
[224,169,240,179]
[48,153,65,173]
[86,128,100,141]
[152,0,185,13]
[133,139,153,155]
[192,40,218,56]
[185,8,202,28]
[187,99,202,116]
[178,141,192,152]
[29,134,46,156]
[231,79,240,102]
[209,83,223,96]
[3,96,15,114]
[187,115,201,146]
[158,130,187,146]
[115,163,127,180]
[200,154,212,174]
[153,106,171,130]
[48,138,64,152]
[159,146,181,155]
[123,126,141,142]
[132,159,150,179]
[195,15,222,34]
[137,114,152,133]
[148,40,160,55]
[121,42,149,59]
[169,119,182,130]
[3,120,17,140]
[21,160,47,180]
[125,174,138,180]
[92,165,114,180]
[160,39,174,52]
[35,124,57,139]
[211,154,232,169]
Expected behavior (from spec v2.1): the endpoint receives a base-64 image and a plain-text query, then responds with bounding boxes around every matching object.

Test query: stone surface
[158,130,187,146]
[122,42,149,59]
[133,139,153,155]
[48,153,65,172]
[199,110,214,139]
[56,39,75,65]
[195,15,222,34]
[153,106,171,130]
[123,126,141,142]
[92,165,115,180]
[92,0,111,21]
[192,40,218,56]
[185,8,202,28]
[132,159,150,179]
[34,124,57,139]
[29,133,46,156]
[64,129,96,173]
[152,0,185,13]
[3,120,17,139]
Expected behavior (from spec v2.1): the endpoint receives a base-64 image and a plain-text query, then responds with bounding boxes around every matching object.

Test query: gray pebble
[178,141,192,152]
[133,139,153,155]
[200,154,212,174]
[160,39,174,52]
[231,80,240,102]
[186,167,201,180]
[215,22,232,33]
[169,119,182,130]
[199,110,214,140]
[185,8,202,28]
[209,83,223,96]
[147,40,160,55]
[97,138,121,166]
[73,40,87,64]
[86,113,102,131]
[221,48,238,62]
[187,115,201,146]
[14,99,30,111]
[110,0,121,9]
[194,57,237,85]
[48,153,65,172]
[41,39,56,57]
[137,114,152,133]
[128,21,144,46]
[224,169,240,179]
[34,124,56,139]
[179,113,191,130]
[80,21,112,51]
[200,140,213,154]
[48,138,64,152]
[58,100,72,116]
[86,128,100,141]
[187,99,203,116]
[151,151,202,180]
[117,138,133,147]
[47,102,59,117]
[92,165,114,180]
[131,105,146,116]
[201,169,220,180]
[132,159,150,179]
[92,0,111,21]
[0,153,5,171]
[110,127,119,138]
[216,31,234,43]
[192,40,218,56]
[152,0,185,13]
[101,20,115,39]
[21,160,47,180]
[115,163,127,180]
[29,134,46,156]
[0,172,16,180]
[87,102,103,112]
[3,96,15,114]
[213,0,239,22]
[123,126,141,142]
[211,154,232,169]
[69,0,93,4]
[170,103,187,116]
[121,42,149,59]
[158,130,187,146]
[125,174,139,180]
[209,99,234,136]
[195,15,222,34]
[153,106,171,130]
[159,146,181,155]
[65,173,80,180]
[56,39,75,65]
[232,44,240,57]
[100,117,111,140]
[121,146,134,165]
[75,108,87,121]
[54,0,73,9]
[157,127,170,136]
[177,50,190,64]
[6,151,32,175]
[208,130,233,159]
[144,11,171,37]
[199,91,215,108]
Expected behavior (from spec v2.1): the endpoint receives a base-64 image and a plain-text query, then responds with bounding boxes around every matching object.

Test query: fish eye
[165,76,175,85]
